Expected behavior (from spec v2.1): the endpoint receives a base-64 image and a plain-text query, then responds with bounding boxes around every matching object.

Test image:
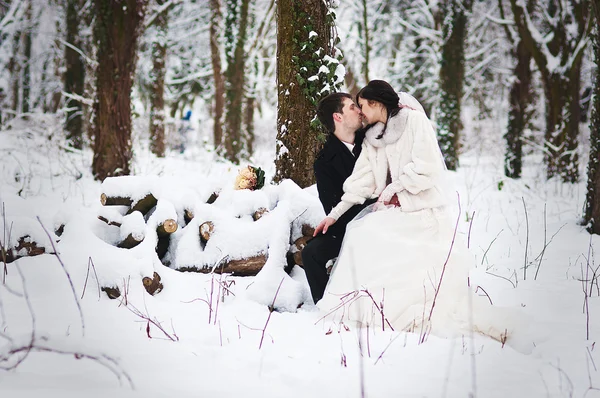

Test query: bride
[314,80,516,340]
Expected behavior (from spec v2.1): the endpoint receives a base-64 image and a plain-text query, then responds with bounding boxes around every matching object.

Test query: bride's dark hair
[356,80,400,139]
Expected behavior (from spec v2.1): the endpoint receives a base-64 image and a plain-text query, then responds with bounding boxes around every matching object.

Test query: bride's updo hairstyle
[356,80,401,139]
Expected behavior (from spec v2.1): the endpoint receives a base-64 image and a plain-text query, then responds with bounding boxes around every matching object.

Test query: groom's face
[337,98,363,131]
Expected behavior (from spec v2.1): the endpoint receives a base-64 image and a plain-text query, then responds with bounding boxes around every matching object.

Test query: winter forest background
[0,0,598,213]
[1,0,600,396]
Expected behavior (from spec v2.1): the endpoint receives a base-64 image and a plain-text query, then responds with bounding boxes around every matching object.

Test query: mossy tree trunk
[210,0,225,149]
[437,0,472,171]
[64,0,86,149]
[274,0,338,187]
[584,0,600,234]
[223,0,250,164]
[149,0,168,157]
[91,0,147,181]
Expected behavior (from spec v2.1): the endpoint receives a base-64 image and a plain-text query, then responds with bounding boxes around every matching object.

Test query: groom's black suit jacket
[314,128,375,238]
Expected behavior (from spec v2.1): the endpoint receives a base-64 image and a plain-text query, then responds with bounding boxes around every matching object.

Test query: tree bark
[274,0,333,187]
[91,0,148,181]
[223,0,250,164]
[504,39,532,179]
[64,0,86,149]
[584,0,600,234]
[149,0,168,157]
[210,0,225,149]
[9,29,21,115]
[437,0,473,171]
[509,0,592,182]
[21,1,31,115]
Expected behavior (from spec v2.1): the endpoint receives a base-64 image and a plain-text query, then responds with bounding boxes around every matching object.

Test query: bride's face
[358,98,386,124]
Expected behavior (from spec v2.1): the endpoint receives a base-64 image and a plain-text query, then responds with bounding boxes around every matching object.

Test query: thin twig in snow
[37,217,85,336]
[81,257,100,300]
[259,277,285,349]
[522,197,529,281]
[428,192,461,322]
[482,229,504,268]
[467,211,475,249]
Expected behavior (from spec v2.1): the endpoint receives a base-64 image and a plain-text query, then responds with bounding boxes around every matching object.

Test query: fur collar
[365,109,409,148]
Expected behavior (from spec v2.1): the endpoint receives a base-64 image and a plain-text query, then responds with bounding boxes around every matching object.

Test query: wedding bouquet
[234,165,265,191]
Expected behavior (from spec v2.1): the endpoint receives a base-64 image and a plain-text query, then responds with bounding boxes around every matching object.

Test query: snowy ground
[1,113,600,398]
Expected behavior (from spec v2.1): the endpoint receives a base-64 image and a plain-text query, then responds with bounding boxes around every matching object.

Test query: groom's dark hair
[316,92,352,134]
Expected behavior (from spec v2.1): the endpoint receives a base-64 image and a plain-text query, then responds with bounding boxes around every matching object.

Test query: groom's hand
[314,217,337,236]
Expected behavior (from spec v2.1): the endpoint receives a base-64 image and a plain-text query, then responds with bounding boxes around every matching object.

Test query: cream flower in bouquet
[234,165,265,190]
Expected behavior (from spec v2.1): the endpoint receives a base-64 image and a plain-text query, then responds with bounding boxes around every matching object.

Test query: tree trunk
[504,39,532,179]
[274,0,336,187]
[210,0,225,149]
[244,93,255,156]
[149,0,168,157]
[91,0,147,181]
[360,0,370,83]
[584,0,600,234]
[21,1,31,115]
[9,29,21,115]
[223,0,250,164]
[437,0,472,171]
[64,0,86,149]
[509,0,591,183]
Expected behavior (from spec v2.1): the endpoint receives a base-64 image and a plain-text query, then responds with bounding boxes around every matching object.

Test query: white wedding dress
[317,203,473,335]
[317,204,527,344]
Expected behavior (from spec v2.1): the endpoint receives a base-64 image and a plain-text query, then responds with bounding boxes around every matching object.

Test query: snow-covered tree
[509,0,593,182]
[437,0,474,170]
[584,0,600,234]
[91,0,148,180]
[64,0,87,149]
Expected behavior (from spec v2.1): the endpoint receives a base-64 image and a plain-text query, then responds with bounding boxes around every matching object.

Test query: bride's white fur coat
[328,108,447,219]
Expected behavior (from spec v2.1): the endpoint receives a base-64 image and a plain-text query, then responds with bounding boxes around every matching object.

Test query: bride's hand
[314,217,337,236]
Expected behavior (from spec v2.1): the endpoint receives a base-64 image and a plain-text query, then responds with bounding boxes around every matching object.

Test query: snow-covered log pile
[0,214,55,264]
[93,176,323,299]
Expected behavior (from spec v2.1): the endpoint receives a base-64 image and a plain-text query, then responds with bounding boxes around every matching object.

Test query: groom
[303,93,376,304]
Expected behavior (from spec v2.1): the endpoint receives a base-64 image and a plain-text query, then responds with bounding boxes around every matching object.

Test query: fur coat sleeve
[382,110,446,211]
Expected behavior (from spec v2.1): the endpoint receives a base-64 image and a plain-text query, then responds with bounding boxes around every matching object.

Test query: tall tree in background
[91,0,147,181]
[499,0,533,179]
[274,0,342,187]
[210,0,225,149]
[437,0,473,170]
[64,0,86,149]
[21,0,31,115]
[584,0,600,234]
[148,0,169,157]
[223,0,251,164]
[509,0,592,182]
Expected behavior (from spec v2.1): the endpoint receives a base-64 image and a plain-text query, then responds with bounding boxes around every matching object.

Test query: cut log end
[117,233,144,249]
[199,221,214,243]
[157,219,178,236]
[252,207,269,221]
[100,193,132,207]
[184,209,194,224]
[101,286,121,299]
[206,192,219,204]
[142,272,163,296]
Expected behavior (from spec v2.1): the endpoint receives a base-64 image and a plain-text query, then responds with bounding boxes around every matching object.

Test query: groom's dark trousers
[303,129,375,304]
